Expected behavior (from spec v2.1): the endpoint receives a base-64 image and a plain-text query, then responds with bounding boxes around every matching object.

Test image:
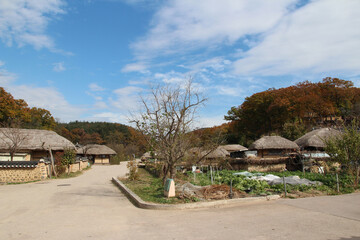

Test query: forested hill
[56,121,147,158]
[224,77,360,145]
[58,121,130,140]
[57,121,145,147]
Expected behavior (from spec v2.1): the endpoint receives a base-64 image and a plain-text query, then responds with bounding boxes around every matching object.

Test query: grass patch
[56,166,91,179]
[121,168,191,204]
[6,180,41,185]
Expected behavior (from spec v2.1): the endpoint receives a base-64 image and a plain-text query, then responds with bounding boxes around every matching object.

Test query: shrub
[126,160,139,180]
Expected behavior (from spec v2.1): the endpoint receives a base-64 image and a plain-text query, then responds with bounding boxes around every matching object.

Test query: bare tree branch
[131,79,207,182]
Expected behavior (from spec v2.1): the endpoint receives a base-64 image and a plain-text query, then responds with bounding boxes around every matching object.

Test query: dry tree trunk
[48,147,57,177]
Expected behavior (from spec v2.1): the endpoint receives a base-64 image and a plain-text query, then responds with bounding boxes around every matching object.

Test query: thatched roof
[295,128,341,149]
[77,144,116,155]
[202,147,229,159]
[219,144,248,153]
[141,151,153,159]
[249,136,299,150]
[0,128,75,151]
[188,146,229,159]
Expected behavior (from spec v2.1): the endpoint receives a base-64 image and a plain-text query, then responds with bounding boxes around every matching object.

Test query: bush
[110,153,128,165]
[126,160,139,180]
[144,162,163,177]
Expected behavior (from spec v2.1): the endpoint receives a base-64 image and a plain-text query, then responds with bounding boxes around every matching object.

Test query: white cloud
[0,0,66,50]
[110,86,143,111]
[0,68,17,86]
[216,86,241,97]
[233,0,360,76]
[121,62,149,73]
[181,57,232,73]
[131,0,296,59]
[90,112,129,123]
[0,64,84,122]
[53,62,65,72]
[196,116,226,128]
[154,71,185,84]
[8,84,85,122]
[93,101,108,109]
[89,83,105,92]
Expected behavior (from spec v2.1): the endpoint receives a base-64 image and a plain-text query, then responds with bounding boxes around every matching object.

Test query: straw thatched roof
[188,146,229,159]
[202,147,229,159]
[77,144,116,155]
[249,136,299,150]
[219,144,248,153]
[295,128,341,149]
[141,151,154,159]
[0,128,75,151]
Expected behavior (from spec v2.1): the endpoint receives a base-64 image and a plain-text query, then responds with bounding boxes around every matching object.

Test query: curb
[112,177,280,210]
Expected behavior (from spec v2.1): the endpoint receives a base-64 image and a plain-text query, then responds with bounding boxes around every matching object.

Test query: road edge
[112,177,280,210]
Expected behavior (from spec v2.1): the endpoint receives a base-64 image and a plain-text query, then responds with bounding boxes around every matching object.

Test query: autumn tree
[132,80,206,183]
[0,87,56,130]
[225,78,360,144]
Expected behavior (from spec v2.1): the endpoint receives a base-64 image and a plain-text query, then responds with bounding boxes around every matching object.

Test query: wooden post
[210,165,214,185]
[48,146,57,177]
[336,173,340,193]
[283,176,287,197]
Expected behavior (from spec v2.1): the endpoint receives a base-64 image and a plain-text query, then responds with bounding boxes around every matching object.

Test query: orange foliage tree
[225,78,360,144]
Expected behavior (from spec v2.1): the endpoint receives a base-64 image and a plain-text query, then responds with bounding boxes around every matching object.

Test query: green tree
[62,148,76,175]
[281,120,307,141]
[325,121,360,187]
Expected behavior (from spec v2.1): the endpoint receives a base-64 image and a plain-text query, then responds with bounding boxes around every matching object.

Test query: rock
[177,182,206,199]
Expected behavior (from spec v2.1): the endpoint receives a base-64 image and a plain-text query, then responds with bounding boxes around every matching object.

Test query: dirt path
[1,164,359,240]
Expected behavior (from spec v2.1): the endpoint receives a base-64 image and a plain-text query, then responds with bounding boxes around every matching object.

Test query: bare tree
[0,126,28,161]
[132,80,207,183]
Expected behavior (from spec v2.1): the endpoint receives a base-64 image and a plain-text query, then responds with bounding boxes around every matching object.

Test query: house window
[0,153,27,161]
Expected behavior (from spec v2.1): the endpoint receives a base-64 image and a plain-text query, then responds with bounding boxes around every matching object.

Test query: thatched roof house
[249,136,299,158]
[295,128,341,151]
[0,128,75,161]
[141,151,158,161]
[77,144,116,155]
[202,147,229,159]
[220,144,247,153]
[0,128,75,151]
[250,136,299,150]
[77,144,116,164]
[141,151,152,159]
[185,146,229,163]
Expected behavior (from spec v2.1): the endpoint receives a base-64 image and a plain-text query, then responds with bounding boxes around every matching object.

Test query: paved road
[1,164,359,240]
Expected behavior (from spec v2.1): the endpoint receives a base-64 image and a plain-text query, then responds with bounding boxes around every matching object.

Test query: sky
[0,0,359,128]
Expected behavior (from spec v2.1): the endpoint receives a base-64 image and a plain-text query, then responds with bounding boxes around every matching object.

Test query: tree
[62,148,76,175]
[325,121,360,187]
[0,87,57,130]
[281,120,307,141]
[132,80,206,183]
[0,123,29,161]
[224,78,360,144]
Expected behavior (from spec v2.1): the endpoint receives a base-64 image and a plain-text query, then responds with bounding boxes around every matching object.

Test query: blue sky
[0,0,359,127]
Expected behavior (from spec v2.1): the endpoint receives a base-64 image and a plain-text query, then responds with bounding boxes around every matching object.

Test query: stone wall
[0,162,48,183]
[232,163,286,172]
[65,160,89,173]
